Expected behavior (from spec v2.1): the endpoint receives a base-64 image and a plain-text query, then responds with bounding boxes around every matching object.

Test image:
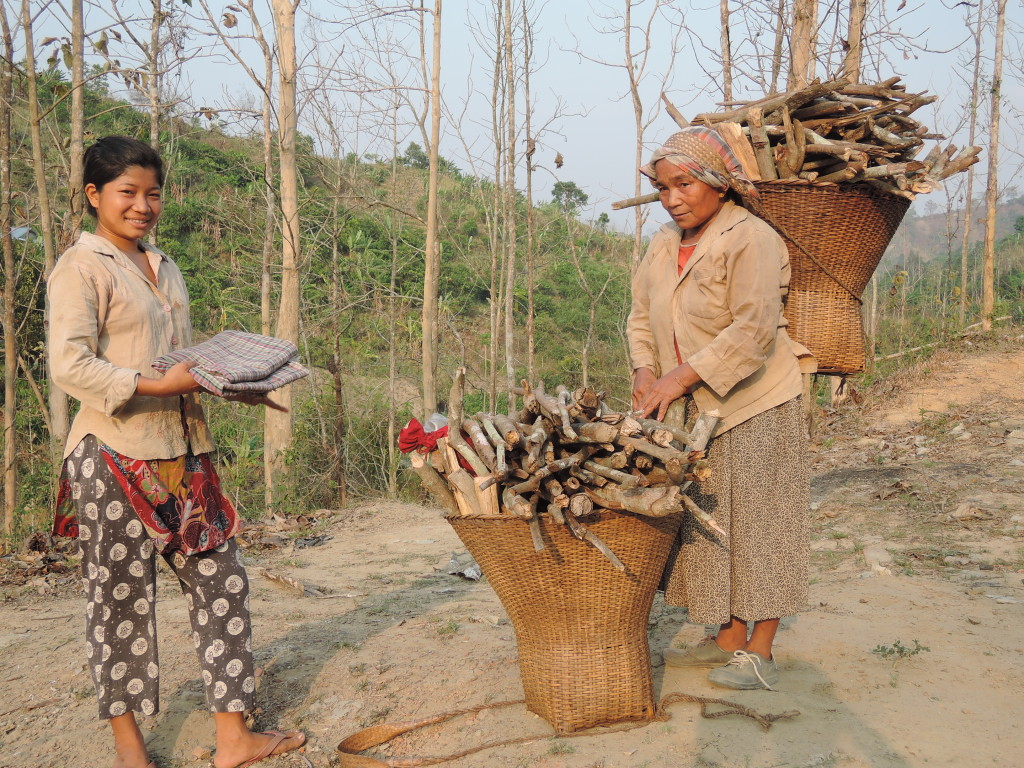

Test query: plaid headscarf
[640,126,760,208]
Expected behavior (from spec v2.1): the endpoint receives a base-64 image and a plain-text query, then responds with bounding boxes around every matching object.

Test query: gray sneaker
[662,637,733,668]
[707,650,779,690]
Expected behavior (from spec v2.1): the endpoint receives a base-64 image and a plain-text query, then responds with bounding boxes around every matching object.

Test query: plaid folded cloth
[152,330,309,396]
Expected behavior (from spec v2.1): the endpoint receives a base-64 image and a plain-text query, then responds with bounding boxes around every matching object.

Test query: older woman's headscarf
[640,126,760,209]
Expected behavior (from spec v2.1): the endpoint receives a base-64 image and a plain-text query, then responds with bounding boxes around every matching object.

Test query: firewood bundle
[407,369,724,571]
[616,77,981,208]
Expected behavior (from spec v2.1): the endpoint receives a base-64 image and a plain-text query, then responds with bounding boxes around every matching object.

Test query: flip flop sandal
[216,730,305,768]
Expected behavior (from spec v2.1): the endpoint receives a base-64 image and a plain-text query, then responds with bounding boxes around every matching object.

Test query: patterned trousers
[67,436,256,719]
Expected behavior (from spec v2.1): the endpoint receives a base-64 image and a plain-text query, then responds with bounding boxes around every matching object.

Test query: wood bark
[719,0,732,104]
[982,0,1006,331]
[843,0,867,84]
[65,0,85,249]
[1,4,15,533]
[148,0,162,152]
[421,0,443,414]
[960,0,984,324]
[788,0,817,90]
[22,0,68,460]
[265,0,301,508]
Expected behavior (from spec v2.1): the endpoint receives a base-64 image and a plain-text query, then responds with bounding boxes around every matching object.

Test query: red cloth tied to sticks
[398,418,474,473]
[399,418,448,453]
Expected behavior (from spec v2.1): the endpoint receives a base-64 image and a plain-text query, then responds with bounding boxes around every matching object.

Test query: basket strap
[336,693,800,765]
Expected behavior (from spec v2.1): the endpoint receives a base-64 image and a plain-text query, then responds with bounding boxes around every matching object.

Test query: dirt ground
[3,333,1024,768]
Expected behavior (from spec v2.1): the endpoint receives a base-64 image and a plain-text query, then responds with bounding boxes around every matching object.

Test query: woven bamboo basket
[448,510,683,734]
[755,181,912,374]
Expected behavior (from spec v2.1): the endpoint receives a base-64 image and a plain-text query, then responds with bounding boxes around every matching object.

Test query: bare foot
[110,712,152,768]
[212,729,305,768]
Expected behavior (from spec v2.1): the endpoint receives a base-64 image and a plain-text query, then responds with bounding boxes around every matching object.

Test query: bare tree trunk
[22,0,69,460]
[330,178,347,509]
[265,0,300,509]
[720,0,732,103]
[149,0,161,150]
[387,115,401,498]
[1,4,16,533]
[260,35,275,337]
[960,0,984,325]
[421,0,443,415]
[842,0,866,84]
[502,0,517,413]
[981,0,1006,331]
[788,0,816,90]
[66,0,85,249]
[769,0,786,95]
[523,0,536,382]
[487,8,502,411]
[868,273,878,371]
[625,0,645,276]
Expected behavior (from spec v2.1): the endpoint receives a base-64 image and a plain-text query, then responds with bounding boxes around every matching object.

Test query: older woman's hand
[635,363,702,421]
[631,367,657,410]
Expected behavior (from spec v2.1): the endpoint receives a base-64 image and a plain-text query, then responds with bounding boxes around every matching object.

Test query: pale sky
[33,0,1024,233]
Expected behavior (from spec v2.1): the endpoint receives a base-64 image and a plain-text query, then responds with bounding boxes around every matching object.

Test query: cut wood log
[585,485,685,517]
[463,419,497,471]
[409,452,459,517]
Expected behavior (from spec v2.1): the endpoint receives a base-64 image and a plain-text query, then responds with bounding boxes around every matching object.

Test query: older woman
[628,127,810,690]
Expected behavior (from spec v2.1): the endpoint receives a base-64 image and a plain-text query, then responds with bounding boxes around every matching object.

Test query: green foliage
[551,180,588,212]
[871,639,930,660]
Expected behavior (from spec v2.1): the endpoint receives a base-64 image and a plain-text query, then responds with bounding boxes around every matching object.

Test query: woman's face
[85,165,163,251]
[651,159,724,239]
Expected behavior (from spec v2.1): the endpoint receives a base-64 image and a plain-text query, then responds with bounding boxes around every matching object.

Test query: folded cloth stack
[151,330,309,396]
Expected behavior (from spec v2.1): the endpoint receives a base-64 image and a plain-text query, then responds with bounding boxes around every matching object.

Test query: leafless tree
[1,1,16,533]
[22,0,69,459]
[959,0,986,324]
[981,0,1007,331]
[264,0,301,507]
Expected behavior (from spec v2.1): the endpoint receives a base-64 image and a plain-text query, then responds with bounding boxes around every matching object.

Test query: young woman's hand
[223,392,289,412]
[136,361,202,397]
[634,363,702,421]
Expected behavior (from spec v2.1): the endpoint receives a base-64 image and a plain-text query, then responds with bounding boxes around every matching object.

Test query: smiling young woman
[47,136,305,768]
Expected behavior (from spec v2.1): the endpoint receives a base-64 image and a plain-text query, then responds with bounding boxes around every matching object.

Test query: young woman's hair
[82,136,164,217]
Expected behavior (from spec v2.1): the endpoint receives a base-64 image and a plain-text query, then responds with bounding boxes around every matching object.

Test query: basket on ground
[448,510,683,734]
[755,181,912,375]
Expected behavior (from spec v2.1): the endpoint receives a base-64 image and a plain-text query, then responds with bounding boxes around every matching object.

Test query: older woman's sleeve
[686,234,785,397]
[47,262,140,416]
[626,247,658,374]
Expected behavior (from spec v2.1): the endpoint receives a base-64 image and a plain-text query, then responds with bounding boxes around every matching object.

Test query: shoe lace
[725,650,775,691]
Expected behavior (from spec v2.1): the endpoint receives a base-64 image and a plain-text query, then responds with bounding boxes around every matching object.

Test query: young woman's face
[651,159,724,239]
[85,165,163,251]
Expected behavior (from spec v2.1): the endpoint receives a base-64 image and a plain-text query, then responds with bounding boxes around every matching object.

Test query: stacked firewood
[408,369,724,570]
[616,77,980,207]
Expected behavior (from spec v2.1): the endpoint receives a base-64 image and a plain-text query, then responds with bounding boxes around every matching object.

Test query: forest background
[2,0,1024,540]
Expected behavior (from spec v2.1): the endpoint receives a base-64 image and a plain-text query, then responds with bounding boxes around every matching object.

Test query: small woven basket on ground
[755,181,912,375]
[448,510,683,734]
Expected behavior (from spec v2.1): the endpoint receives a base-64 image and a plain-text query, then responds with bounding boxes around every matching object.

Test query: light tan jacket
[627,201,808,435]
[47,231,215,459]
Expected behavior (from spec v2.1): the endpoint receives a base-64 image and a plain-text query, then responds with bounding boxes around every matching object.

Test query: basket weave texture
[755,181,911,374]
[448,511,683,734]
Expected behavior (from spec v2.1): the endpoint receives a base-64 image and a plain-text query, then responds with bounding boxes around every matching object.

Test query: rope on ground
[655,691,801,731]
[337,690,801,766]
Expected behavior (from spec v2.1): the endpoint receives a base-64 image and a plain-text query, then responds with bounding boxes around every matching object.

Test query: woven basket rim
[754,178,909,198]
[449,510,683,522]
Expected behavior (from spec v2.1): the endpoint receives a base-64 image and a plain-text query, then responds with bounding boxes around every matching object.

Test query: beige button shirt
[628,202,809,436]
[47,231,215,460]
